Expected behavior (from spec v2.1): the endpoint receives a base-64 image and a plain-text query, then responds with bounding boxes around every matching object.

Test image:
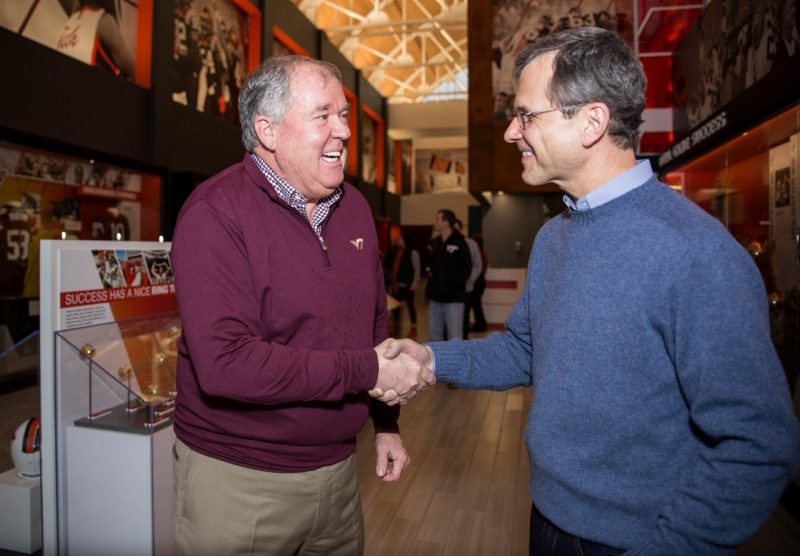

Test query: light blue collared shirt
[563,159,654,212]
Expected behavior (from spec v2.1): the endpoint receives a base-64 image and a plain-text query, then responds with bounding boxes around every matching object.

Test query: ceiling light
[365,9,390,25]
[396,52,415,66]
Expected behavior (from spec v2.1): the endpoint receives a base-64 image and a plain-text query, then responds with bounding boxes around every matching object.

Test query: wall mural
[673,0,799,131]
[492,0,632,124]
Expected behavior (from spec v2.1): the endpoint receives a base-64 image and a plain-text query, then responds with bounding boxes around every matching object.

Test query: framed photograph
[413,148,468,194]
[172,0,261,121]
[361,105,384,187]
[0,0,154,87]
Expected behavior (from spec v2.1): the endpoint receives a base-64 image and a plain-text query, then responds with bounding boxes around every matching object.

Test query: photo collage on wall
[0,142,160,298]
[492,0,633,123]
[172,0,252,122]
[0,0,149,84]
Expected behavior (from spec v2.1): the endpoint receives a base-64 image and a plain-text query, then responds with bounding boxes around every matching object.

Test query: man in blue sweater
[382,27,799,555]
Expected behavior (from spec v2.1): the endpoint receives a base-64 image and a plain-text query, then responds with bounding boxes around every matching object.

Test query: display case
[53,312,179,556]
[55,313,180,433]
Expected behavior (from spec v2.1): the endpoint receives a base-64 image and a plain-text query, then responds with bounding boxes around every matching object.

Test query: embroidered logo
[446,245,460,253]
[350,238,365,250]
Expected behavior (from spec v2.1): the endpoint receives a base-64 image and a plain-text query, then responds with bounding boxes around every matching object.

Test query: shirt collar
[563,159,653,212]
[249,152,342,233]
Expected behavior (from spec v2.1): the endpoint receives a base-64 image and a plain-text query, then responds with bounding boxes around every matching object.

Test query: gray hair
[238,55,343,151]
[513,27,646,151]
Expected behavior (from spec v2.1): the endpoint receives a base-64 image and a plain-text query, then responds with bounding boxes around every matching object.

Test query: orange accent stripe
[24,416,40,453]
[362,104,385,188]
[134,0,152,87]
[273,25,310,57]
[486,280,518,289]
[96,40,121,76]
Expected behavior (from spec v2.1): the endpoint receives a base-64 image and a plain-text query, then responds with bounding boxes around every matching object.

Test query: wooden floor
[1,287,799,555]
[356,383,533,555]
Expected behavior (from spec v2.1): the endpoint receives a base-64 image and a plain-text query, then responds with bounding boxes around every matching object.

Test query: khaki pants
[173,439,364,555]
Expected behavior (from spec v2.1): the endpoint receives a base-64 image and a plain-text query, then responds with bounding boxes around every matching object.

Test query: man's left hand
[375,432,410,482]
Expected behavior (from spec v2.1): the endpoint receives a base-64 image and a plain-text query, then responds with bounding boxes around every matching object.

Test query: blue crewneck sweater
[430,177,799,554]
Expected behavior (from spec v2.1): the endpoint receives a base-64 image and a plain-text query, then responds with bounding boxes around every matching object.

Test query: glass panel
[56,313,180,433]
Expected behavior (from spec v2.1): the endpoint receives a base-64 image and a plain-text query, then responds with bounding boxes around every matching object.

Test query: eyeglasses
[514,104,584,130]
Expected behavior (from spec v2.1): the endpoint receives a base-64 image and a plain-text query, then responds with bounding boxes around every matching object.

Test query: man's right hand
[370,338,435,406]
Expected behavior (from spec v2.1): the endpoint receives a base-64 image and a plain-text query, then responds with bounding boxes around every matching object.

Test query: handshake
[370,338,435,406]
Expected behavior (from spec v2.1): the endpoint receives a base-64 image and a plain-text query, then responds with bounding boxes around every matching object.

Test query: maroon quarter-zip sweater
[171,154,397,472]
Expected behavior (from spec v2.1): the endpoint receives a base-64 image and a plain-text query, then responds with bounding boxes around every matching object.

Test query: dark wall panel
[274,0,319,56]
[0,28,149,165]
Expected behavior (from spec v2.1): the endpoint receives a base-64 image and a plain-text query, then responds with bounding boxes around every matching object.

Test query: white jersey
[56,7,104,65]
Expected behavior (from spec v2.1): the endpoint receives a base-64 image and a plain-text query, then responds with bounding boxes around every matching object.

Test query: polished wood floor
[1,288,798,555]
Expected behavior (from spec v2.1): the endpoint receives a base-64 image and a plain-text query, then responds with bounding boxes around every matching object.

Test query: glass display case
[55,313,180,433]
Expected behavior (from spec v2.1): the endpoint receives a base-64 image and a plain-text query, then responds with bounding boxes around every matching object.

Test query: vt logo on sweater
[350,238,364,250]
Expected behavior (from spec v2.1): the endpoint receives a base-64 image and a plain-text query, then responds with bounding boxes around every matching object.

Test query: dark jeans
[529,504,625,556]
[463,276,487,337]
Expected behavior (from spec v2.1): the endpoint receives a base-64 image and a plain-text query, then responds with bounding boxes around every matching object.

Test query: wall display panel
[0,142,161,298]
[361,105,384,187]
[0,0,153,87]
[491,0,633,123]
[413,148,468,194]
[172,0,261,122]
[663,103,800,295]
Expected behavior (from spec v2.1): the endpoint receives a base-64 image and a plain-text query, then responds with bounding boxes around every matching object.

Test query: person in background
[390,235,421,338]
[425,209,472,342]
[171,55,432,556]
[382,27,799,555]
[469,233,488,333]
[454,218,482,338]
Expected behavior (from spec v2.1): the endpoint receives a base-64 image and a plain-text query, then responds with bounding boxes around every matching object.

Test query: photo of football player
[92,248,126,288]
[144,250,174,285]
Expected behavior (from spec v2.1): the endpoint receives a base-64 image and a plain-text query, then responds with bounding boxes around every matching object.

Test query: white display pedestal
[65,425,175,556]
[0,468,42,553]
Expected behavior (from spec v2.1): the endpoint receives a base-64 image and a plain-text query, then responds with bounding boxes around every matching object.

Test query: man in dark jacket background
[425,208,472,341]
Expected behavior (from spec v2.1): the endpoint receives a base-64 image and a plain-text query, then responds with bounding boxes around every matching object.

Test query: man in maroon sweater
[171,56,433,555]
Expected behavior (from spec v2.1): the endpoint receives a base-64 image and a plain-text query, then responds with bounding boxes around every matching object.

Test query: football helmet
[11,417,41,479]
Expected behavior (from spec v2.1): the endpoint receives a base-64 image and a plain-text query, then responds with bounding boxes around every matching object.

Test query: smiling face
[503,53,584,193]
[261,63,351,202]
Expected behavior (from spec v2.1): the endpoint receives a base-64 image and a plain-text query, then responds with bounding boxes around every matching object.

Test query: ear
[580,103,610,149]
[254,115,277,151]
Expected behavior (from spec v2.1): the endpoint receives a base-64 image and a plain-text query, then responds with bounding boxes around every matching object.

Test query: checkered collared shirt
[250,152,342,237]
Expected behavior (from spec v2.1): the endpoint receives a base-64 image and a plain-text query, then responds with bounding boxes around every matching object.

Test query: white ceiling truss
[292,0,468,103]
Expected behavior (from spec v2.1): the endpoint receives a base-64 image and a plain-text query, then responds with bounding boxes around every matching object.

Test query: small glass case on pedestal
[56,313,181,433]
